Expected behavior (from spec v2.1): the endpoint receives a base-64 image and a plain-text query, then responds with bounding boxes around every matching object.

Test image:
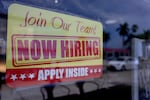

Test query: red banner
[6,65,102,87]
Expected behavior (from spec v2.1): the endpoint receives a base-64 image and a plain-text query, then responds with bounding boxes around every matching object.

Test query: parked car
[107,56,139,71]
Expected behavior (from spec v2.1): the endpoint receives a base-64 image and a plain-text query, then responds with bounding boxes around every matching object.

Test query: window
[0,1,149,100]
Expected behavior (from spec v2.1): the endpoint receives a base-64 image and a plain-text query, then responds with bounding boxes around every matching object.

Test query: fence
[137,60,150,100]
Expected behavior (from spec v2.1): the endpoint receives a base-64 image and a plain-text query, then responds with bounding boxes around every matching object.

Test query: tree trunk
[122,36,125,48]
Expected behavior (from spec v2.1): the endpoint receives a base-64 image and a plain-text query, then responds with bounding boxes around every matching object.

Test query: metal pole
[132,64,139,100]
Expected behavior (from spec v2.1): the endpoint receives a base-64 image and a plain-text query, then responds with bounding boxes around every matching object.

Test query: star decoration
[94,69,97,73]
[28,73,35,79]
[98,69,101,72]
[10,74,18,81]
[90,69,93,73]
[19,74,26,80]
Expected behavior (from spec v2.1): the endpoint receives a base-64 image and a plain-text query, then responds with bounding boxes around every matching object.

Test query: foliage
[103,31,110,43]
[116,22,129,46]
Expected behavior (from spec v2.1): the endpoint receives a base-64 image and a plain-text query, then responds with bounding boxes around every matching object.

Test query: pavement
[1,83,131,100]
[0,70,132,100]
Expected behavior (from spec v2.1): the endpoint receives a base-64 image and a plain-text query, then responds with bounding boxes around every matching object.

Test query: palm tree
[116,22,129,47]
[103,31,110,48]
[143,30,150,40]
[131,24,138,33]
[124,24,138,55]
[124,24,139,47]
[135,29,150,40]
[103,31,110,59]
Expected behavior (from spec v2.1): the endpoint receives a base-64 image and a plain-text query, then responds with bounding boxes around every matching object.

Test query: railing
[138,60,150,100]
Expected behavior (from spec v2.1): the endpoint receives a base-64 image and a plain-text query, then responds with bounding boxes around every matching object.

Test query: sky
[1,0,150,48]
[64,0,150,48]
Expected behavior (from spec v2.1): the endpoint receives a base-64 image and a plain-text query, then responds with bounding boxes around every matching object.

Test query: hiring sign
[6,4,103,88]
